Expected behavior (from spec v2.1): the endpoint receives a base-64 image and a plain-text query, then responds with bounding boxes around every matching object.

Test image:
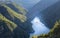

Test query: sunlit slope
[2,4,27,22]
[0,3,27,32]
[6,3,27,15]
[32,20,60,38]
[12,3,27,15]
[0,13,17,32]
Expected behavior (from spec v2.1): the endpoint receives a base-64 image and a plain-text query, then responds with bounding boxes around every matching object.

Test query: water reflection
[30,17,50,38]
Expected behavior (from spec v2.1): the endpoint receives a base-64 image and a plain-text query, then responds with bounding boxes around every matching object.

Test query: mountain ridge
[0,2,34,38]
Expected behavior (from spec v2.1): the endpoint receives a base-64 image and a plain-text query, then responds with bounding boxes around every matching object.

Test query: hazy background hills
[27,0,60,29]
[0,0,60,38]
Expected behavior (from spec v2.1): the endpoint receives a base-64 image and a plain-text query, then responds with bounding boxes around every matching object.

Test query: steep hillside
[27,1,60,29]
[6,3,27,15]
[0,2,34,38]
[0,13,17,31]
[2,4,26,22]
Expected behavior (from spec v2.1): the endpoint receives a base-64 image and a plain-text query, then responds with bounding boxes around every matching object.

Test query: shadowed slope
[0,2,34,38]
[2,4,27,22]
[32,20,60,38]
[0,13,17,31]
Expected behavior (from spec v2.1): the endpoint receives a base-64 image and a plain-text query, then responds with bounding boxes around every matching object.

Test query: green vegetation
[32,20,60,38]
[0,13,17,32]
[12,3,27,15]
[0,2,27,32]
[2,4,27,22]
